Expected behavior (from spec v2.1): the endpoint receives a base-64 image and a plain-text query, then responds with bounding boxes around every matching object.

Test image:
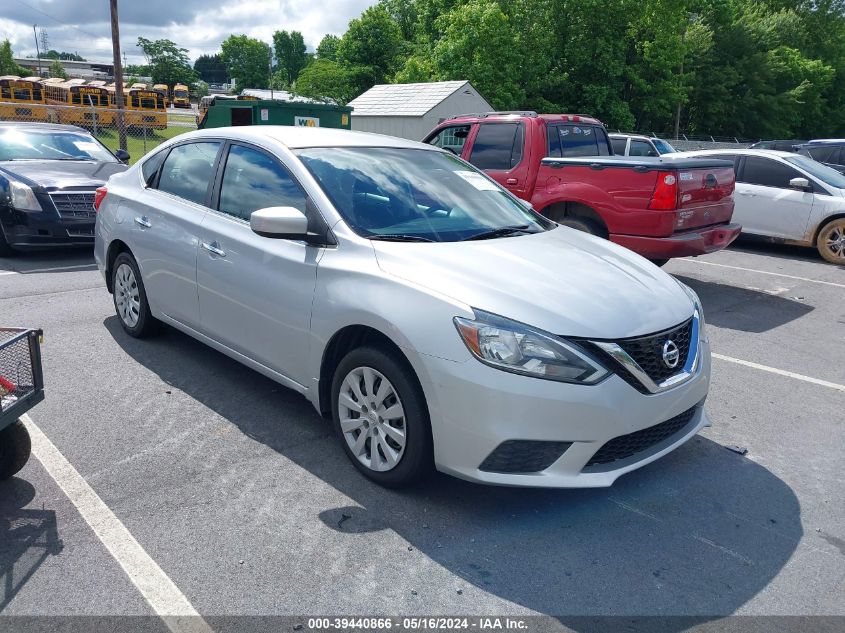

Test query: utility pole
[32,25,42,76]
[110,0,127,151]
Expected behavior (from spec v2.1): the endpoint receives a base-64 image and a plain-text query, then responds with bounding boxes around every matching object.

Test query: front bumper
[420,339,711,488]
[610,223,741,259]
[2,209,94,250]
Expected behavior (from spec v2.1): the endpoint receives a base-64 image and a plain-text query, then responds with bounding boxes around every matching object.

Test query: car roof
[185,125,435,150]
[675,148,795,159]
[805,139,845,145]
[608,133,654,141]
[0,121,89,134]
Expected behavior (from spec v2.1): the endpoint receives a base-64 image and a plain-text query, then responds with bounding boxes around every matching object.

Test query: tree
[296,59,373,104]
[316,34,340,61]
[48,59,68,79]
[136,37,197,87]
[192,80,210,98]
[194,53,228,84]
[0,40,27,76]
[432,0,525,110]
[124,63,150,76]
[337,5,405,85]
[272,30,308,85]
[221,35,271,89]
[43,50,85,61]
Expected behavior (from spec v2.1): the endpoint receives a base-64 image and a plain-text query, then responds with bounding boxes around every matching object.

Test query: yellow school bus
[153,83,170,107]
[125,85,167,130]
[44,80,114,127]
[172,83,190,108]
[0,76,50,122]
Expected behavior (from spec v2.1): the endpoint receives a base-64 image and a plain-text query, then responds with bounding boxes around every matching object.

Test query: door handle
[134,216,151,228]
[506,178,518,185]
[738,191,755,197]
[201,241,226,257]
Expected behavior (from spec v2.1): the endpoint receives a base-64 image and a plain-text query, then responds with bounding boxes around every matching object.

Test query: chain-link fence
[0,102,197,164]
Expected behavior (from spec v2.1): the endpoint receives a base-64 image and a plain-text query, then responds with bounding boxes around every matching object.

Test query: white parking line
[712,354,845,393]
[677,259,845,289]
[0,264,98,275]
[21,414,212,633]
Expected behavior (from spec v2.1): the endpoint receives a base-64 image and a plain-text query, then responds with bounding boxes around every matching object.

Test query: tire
[331,346,432,488]
[0,226,15,257]
[649,258,670,267]
[0,420,31,481]
[112,252,159,338]
[816,218,845,265]
[555,216,605,237]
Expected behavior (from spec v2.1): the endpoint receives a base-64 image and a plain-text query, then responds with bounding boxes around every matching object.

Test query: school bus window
[13,88,31,101]
[1,86,10,100]
[32,88,42,100]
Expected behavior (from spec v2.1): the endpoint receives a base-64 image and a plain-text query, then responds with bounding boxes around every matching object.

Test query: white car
[609,133,677,157]
[95,126,710,488]
[677,149,845,264]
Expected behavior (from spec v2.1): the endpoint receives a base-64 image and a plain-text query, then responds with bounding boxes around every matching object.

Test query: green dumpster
[198,99,352,130]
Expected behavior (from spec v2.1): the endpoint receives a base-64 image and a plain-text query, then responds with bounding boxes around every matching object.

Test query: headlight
[8,179,42,212]
[454,310,609,384]
[677,281,707,340]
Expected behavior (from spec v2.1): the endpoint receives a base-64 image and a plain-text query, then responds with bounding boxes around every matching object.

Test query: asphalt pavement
[0,238,843,629]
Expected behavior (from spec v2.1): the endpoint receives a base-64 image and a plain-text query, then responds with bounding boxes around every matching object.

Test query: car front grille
[50,192,96,219]
[479,440,572,474]
[585,406,698,468]
[616,318,693,384]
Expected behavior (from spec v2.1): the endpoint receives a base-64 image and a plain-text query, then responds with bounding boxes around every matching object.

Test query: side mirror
[250,206,309,239]
[115,149,130,164]
[789,177,811,191]
[647,150,659,157]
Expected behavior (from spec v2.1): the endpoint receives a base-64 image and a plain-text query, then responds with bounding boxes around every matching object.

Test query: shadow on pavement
[105,317,802,626]
[0,478,63,611]
[0,248,94,274]
[675,274,813,333]
[728,235,826,264]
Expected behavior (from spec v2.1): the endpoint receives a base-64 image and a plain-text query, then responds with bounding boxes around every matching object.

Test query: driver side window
[427,125,470,156]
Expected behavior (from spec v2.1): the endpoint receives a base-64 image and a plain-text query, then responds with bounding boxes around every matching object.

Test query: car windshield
[653,139,677,154]
[785,154,845,189]
[295,147,553,242]
[0,128,117,163]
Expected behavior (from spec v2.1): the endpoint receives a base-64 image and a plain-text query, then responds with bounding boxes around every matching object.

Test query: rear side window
[156,142,221,206]
[807,145,840,163]
[427,125,470,155]
[218,144,307,221]
[610,138,627,155]
[548,125,611,158]
[629,140,655,156]
[740,156,803,189]
[141,150,167,186]
[469,123,524,170]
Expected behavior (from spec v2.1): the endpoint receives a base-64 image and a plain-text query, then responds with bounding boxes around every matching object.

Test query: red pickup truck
[423,112,741,263]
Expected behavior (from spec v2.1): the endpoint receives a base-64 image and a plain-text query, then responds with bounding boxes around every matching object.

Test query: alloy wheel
[337,366,407,472]
[823,224,845,262]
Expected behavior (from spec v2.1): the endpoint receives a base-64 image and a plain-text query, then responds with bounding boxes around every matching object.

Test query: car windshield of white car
[295,147,552,242]
[784,155,845,189]
[0,128,117,163]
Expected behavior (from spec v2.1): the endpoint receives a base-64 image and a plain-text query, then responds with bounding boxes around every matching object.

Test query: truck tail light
[648,172,678,210]
[93,186,107,212]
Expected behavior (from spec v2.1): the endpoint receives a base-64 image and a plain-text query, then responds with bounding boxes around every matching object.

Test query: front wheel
[331,347,432,488]
[816,218,845,265]
[0,420,31,480]
[112,252,159,337]
[0,226,15,257]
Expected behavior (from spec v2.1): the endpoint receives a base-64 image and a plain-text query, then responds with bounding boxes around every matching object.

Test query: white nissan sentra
[94,126,710,488]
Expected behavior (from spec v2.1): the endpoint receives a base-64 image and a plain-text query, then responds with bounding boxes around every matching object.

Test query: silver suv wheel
[337,366,407,472]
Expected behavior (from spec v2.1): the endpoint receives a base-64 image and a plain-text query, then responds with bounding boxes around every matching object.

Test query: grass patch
[95,126,188,164]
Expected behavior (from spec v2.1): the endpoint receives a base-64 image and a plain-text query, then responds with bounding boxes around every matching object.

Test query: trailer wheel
[0,419,32,481]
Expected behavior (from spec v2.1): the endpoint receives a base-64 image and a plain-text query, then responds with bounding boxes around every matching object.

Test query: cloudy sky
[1,0,378,65]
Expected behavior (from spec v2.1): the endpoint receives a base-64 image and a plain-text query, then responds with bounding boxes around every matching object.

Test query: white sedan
[677,149,845,264]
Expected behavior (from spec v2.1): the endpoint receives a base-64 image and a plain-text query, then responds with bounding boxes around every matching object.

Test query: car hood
[0,160,127,191]
[371,227,694,339]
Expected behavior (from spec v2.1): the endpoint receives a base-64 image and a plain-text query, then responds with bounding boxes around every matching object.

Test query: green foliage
[194,54,228,84]
[124,64,150,76]
[316,35,341,61]
[0,40,27,76]
[137,38,197,87]
[48,59,68,79]
[193,80,210,98]
[43,50,85,61]
[337,5,405,85]
[295,59,373,104]
[221,35,271,89]
[273,30,309,85]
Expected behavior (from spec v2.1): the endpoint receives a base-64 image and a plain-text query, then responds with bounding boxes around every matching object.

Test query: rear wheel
[112,252,159,337]
[816,218,845,265]
[0,420,31,481]
[331,346,432,488]
[555,216,605,237]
